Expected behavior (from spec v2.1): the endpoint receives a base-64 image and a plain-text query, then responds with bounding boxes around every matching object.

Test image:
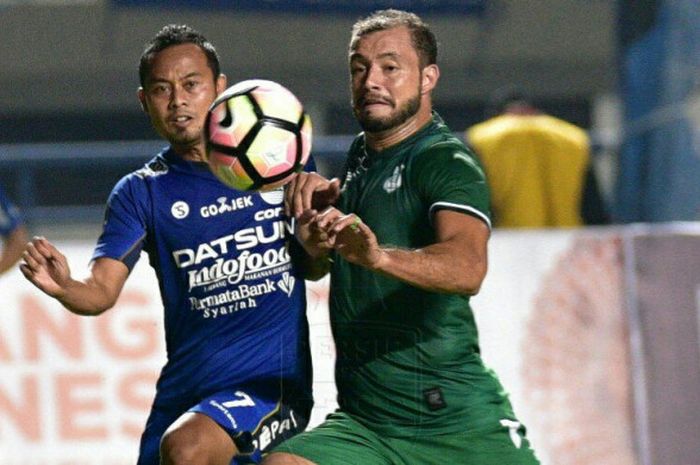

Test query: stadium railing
[0,136,354,226]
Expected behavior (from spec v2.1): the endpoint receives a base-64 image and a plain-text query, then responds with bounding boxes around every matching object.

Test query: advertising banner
[625,227,700,465]
[2,226,698,464]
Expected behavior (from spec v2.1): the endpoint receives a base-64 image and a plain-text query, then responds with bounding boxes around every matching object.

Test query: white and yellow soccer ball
[205,79,312,191]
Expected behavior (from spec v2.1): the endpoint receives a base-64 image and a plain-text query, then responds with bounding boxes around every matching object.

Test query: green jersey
[331,113,514,436]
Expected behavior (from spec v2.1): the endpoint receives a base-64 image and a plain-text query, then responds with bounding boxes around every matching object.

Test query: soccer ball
[205,79,312,191]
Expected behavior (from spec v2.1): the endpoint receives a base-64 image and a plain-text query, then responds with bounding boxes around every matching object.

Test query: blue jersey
[0,186,22,237]
[93,148,312,409]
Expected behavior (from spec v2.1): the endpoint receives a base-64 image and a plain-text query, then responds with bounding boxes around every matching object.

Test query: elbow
[458,262,487,296]
[61,287,119,317]
[65,302,113,317]
[459,280,482,296]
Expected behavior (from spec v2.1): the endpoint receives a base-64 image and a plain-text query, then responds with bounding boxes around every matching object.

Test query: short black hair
[349,9,438,68]
[139,24,221,87]
[486,86,532,118]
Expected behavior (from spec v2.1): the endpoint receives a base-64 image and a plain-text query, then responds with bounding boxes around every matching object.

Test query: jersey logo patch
[383,164,404,193]
[260,187,284,205]
[135,158,169,178]
[171,201,190,219]
[423,387,447,411]
[278,272,295,297]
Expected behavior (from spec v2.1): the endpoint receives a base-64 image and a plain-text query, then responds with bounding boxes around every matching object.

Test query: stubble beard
[354,92,421,134]
[168,125,202,151]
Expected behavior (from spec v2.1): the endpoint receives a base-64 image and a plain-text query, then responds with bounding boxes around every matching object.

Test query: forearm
[53,276,120,316]
[288,235,331,281]
[0,251,19,275]
[300,254,332,281]
[371,242,486,295]
[0,226,28,275]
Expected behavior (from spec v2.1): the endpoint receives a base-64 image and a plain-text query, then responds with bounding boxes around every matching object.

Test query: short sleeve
[92,174,148,270]
[303,153,317,173]
[411,144,492,229]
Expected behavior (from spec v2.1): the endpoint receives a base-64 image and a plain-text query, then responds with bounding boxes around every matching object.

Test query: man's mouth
[170,115,194,127]
[359,96,392,109]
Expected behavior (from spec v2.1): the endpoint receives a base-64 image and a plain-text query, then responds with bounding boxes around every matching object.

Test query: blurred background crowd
[1,0,699,231]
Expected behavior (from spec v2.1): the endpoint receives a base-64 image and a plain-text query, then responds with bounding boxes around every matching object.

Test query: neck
[365,105,433,151]
[173,143,208,163]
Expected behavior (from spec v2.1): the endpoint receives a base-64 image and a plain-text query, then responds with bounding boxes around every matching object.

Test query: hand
[294,208,334,258]
[20,237,72,298]
[315,208,384,269]
[285,172,341,219]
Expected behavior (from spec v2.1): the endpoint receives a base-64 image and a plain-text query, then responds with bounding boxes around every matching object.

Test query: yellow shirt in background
[466,113,590,228]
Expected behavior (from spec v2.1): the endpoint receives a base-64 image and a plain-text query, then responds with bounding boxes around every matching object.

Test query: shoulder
[132,154,171,180]
[108,154,170,205]
[342,134,368,175]
[412,135,486,181]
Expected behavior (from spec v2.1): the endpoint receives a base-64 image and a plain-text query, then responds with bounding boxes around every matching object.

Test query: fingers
[310,207,342,249]
[314,210,362,235]
[20,239,49,286]
[315,178,341,210]
[296,208,318,226]
[284,172,337,219]
[22,236,63,272]
[19,263,34,280]
[284,172,309,218]
[23,238,46,269]
[284,174,305,218]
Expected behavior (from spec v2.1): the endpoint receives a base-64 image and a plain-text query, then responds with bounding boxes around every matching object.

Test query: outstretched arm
[20,237,129,315]
[315,208,489,295]
[0,224,28,275]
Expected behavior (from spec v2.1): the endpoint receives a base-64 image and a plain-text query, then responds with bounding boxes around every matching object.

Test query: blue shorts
[137,386,312,465]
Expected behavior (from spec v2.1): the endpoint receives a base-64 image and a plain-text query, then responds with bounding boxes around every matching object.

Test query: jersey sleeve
[92,173,148,271]
[303,153,317,173]
[0,186,23,237]
[411,143,492,229]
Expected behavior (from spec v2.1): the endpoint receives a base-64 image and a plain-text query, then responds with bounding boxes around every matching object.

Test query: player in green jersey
[265,9,540,465]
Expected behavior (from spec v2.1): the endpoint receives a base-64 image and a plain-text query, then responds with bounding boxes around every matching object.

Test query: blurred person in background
[264,9,539,465]
[466,87,610,228]
[20,24,313,465]
[0,184,28,276]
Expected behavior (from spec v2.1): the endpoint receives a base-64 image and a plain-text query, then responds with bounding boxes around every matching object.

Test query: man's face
[349,26,423,133]
[138,43,222,150]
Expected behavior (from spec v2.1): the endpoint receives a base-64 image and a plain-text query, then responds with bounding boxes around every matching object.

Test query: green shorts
[271,411,540,465]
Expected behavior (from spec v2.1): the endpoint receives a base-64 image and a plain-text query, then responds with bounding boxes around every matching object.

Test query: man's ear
[421,64,440,95]
[137,87,148,113]
[216,74,228,95]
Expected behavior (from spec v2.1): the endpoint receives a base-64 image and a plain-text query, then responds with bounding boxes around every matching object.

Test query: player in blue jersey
[20,25,313,465]
[0,185,27,276]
